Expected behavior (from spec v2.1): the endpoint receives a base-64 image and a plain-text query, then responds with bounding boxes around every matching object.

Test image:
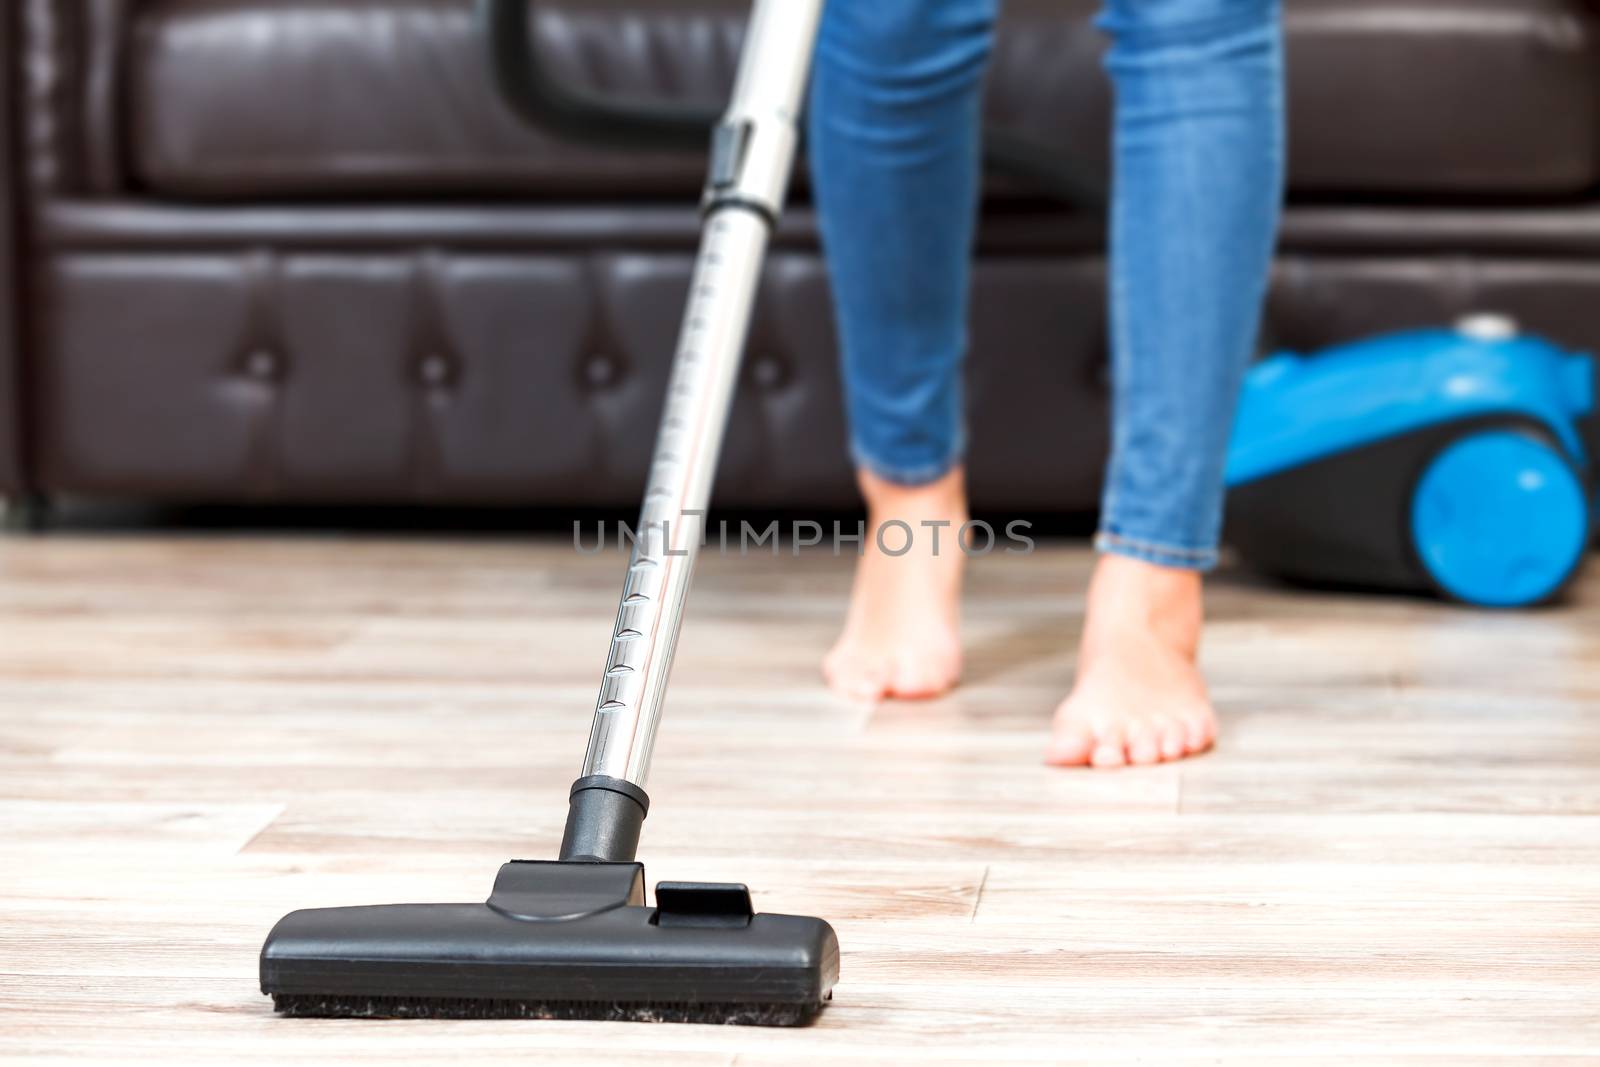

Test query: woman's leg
[810,0,996,700]
[1049,0,1285,766]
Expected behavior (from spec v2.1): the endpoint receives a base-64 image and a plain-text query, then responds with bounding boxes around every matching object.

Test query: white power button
[1456,313,1518,341]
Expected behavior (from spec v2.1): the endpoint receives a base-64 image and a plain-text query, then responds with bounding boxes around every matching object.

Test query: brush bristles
[270,993,822,1026]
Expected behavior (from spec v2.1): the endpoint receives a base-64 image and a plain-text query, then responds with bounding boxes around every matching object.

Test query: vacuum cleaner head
[261,860,838,1026]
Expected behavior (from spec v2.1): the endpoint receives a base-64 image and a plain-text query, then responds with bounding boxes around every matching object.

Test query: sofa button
[752,356,785,390]
[419,353,453,387]
[585,356,617,388]
[244,349,280,381]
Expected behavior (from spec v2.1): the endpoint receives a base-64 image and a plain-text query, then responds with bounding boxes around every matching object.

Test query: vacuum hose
[479,0,1107,210]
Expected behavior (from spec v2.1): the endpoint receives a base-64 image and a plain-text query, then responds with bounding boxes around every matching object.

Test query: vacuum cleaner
[260,0,840,1025]
[1225,315,1596,607]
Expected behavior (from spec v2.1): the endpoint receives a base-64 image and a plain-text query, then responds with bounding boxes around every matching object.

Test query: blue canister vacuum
[1223,315,1597,607]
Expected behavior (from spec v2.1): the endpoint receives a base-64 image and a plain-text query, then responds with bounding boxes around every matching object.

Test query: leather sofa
[4,0,1600,513]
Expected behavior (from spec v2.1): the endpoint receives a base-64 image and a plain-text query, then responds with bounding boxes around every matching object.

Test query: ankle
[1085,553,1204,652]
[858,466,966,516]
[856,468,970,559]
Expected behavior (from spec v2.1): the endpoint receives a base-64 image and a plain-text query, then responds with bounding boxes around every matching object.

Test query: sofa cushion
[127,0,1600,201]
[31,246,1110,508]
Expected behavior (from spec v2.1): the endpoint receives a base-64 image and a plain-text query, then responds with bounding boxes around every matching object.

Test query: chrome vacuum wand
[557,0,825,861]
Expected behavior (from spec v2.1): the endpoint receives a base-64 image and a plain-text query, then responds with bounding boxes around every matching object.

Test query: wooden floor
[2,533,1598,1064]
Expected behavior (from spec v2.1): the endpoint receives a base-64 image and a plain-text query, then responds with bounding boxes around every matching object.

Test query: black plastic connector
[558,775,649,863]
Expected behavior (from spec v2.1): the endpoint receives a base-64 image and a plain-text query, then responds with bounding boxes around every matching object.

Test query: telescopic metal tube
[577,0,825,789]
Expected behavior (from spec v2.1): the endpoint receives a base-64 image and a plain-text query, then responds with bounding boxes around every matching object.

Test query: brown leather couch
[5,0,1600,514]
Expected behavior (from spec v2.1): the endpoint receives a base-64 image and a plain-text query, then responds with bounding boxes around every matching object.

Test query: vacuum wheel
[1409,428,1593,607]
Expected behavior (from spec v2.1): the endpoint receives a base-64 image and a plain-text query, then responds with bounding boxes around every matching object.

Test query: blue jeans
[810,0,1284,570]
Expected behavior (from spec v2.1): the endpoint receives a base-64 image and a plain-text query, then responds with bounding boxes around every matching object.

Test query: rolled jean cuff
[849,439,963,488]
[1094,530,1219,572]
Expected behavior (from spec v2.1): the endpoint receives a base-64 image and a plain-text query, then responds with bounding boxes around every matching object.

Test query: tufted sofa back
[5,0,1600,508]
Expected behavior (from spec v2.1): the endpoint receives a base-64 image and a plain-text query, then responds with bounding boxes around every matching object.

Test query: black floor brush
[263,858,837,1025]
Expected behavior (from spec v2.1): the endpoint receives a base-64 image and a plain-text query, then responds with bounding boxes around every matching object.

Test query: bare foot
[1046,554,1218,768]
[822,467,966,701]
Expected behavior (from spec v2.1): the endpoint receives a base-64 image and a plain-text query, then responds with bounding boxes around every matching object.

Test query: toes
[1125,721,1161,766]
[1044,720,1095,765]
[1181,708,1217,753]
[845,667,890,702]
[888,653,954,700]
[890,675,937,700]
[824,642,965,704]
[1090,726,1128,768]
[822,650,888,703]
[1156,716,1187,760]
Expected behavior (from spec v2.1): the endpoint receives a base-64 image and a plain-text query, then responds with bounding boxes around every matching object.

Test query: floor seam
[234,802,288,856]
